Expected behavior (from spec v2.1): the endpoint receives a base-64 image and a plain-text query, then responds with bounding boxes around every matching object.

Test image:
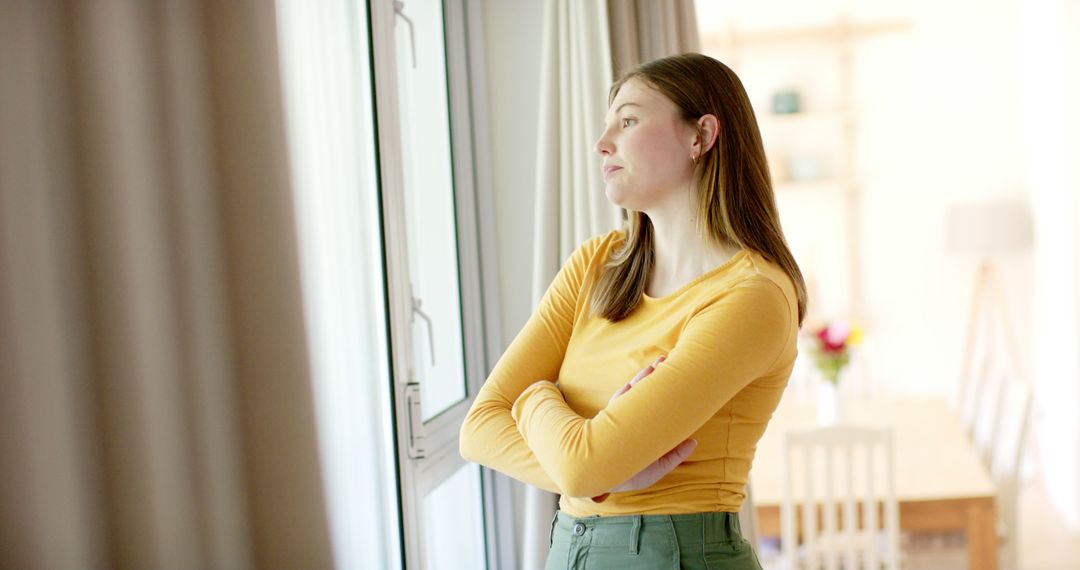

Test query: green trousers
[545,509,762,570]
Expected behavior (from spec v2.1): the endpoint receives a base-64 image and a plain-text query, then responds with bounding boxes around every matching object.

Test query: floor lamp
[946,199,1033,420]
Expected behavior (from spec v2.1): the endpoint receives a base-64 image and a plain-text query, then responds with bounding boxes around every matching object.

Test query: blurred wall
[700,0,1034,398]
[1030,0,1080,530]
[698,0,1080,531]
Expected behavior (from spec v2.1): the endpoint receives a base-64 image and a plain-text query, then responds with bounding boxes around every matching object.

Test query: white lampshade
[945,199,1034,256]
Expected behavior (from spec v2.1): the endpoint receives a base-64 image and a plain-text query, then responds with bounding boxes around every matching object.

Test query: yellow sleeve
[509,278,793,498]
[458,234,603,495]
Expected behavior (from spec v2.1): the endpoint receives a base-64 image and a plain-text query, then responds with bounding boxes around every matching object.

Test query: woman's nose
[594,134,612,156]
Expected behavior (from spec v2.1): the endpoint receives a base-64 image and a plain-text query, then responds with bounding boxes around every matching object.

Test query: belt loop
[548,510,559,548]
[629,514,642,555]
[726,513,743,551]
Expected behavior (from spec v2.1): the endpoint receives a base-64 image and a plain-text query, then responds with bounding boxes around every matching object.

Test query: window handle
[393,1,418,69]
[411,287,436,366]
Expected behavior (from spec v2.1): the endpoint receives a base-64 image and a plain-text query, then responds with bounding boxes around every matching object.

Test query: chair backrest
[992,380,1031,493]
[960,348,994,439]
[955,265,993,424]
[781,424,900,570]
[991,379,1032,570]
[972,367,1007,468]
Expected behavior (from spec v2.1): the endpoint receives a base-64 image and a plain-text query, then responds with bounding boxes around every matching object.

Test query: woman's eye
[621,117,636,127]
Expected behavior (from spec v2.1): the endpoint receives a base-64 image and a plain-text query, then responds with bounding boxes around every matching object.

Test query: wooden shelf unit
[702,16,911,321]
[706,20,911,49]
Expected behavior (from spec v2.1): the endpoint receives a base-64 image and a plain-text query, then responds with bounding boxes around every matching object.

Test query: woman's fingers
[608,437,697,494]
[628,365,653,385]
[607,382,632,406]
[656,438,697,472]
[608,355,666,406]
[629,355,666,385]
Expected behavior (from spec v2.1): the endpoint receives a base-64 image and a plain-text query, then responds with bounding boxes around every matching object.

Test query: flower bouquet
[804,320,862,424]
[805,320,862,385]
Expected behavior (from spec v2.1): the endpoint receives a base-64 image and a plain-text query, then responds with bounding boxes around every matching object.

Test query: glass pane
[423,462,487,570]
[394,0,468,422]
[276,0,402,568]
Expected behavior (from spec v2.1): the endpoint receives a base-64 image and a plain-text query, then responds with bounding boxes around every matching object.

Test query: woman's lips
[603,165,623,179]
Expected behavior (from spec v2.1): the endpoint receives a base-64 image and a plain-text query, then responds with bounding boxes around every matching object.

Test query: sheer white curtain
[274,1,401,569]
[523,1,701,569]
[525,3,617,568]
[0,1,333,568]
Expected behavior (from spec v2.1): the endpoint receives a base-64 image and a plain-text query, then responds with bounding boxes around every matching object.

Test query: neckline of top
[641,249,752,302]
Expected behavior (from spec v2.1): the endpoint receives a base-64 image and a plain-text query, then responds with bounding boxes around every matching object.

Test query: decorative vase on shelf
[787,155,823,182]
[771,89,802,114]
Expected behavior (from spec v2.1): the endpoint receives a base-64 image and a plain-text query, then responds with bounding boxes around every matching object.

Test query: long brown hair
[589,53,808,326]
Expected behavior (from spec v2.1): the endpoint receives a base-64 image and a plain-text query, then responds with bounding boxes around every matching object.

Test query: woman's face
[595,78,697,212]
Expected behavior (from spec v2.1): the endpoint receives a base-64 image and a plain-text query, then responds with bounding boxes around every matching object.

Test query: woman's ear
[694,114,720,155]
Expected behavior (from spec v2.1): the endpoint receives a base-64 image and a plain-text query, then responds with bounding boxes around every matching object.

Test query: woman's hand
[608,438,697,493]
[607,355,663,406]
[599,356,698,496]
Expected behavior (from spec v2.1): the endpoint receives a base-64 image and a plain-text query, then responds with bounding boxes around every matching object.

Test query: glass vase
[817,380,843,425]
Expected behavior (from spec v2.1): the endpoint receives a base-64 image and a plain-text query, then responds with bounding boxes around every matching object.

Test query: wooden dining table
[749,395,999,570]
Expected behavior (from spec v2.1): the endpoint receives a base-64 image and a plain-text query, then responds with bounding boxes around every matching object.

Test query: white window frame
[368,0,518,567]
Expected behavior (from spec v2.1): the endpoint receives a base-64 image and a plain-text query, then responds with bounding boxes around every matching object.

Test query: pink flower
[825,322,851,345]
[806,319,862,385]
[815,326,846,353]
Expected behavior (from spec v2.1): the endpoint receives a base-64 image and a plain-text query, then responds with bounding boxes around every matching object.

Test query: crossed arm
[458,238,792,498]
[458,237,596,495]
[508,281,790,497]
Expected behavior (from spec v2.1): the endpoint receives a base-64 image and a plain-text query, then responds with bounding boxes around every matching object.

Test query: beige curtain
[523,1,701,569]
[607,0,700,78]
[0,1,333,569]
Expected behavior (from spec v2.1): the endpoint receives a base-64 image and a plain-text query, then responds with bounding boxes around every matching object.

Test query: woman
[459,53,806,569]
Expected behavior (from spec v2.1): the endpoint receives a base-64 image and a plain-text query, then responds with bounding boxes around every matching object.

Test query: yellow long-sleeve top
[459,228,798,516]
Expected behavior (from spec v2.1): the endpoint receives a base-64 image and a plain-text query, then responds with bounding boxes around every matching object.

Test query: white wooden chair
[959,348,994,440]
[991,379,1032,570]
[906,379,1032,570]
[781,425,901,570]
[972,366,1006,468]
